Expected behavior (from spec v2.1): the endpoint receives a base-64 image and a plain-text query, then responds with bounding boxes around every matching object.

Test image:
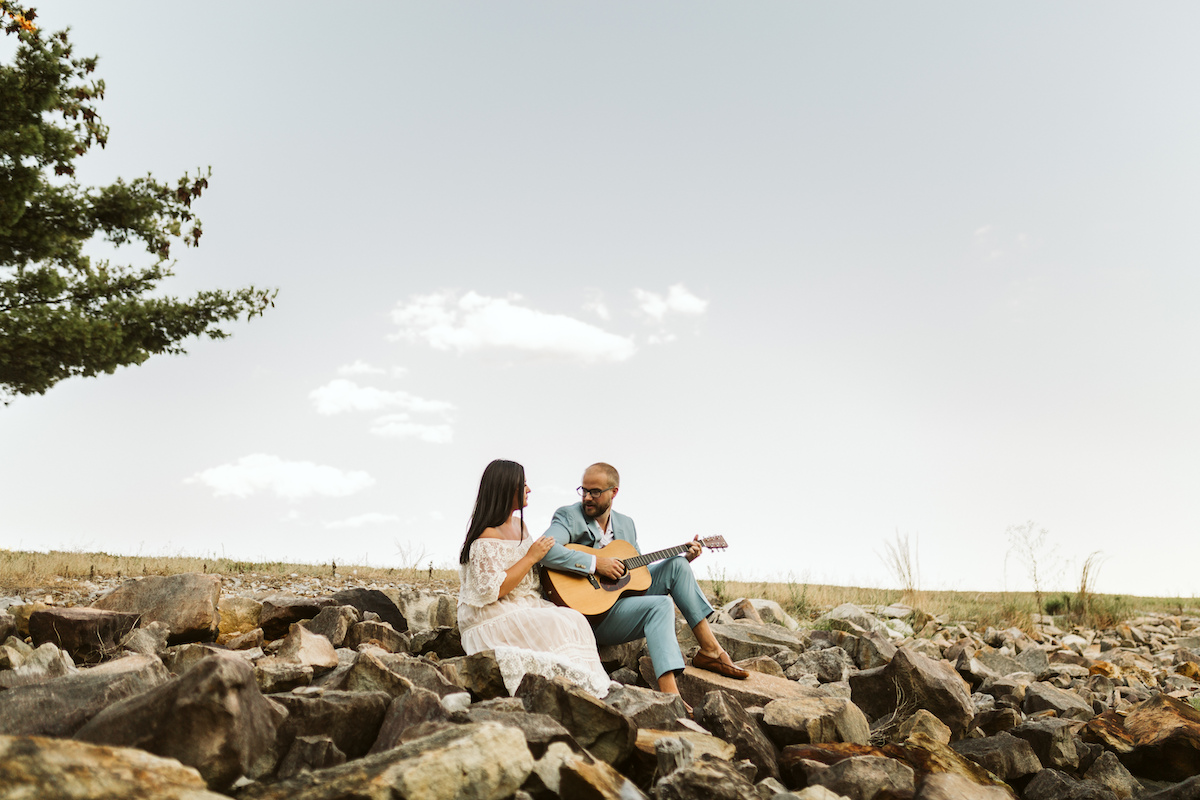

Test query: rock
[1084,751,1143,800]
[804,754,915,800]
[327,588,408,633]
[0,653,169,736]
[276,734,347,780]
[740,655,787,678]
[227,627,264,651]
[6,602,48,637]
[0,641,76,688]
[517,672,635,766]
[276,622,339,673]
[848,646,974,738]
[217,596,262,639]
[786,647,856,684]
[0,612,14,642]
[344,649,459,698]
[345,619,409,653]
[1010,717,1081,770]
[895,708,951,745]
[726,598,765,624]
[818,604,888,635]
[120,621,171,657]
[653,752,760,800]
[850,632,897,671]
[408,626,465,659]
[267,689,390,771]
[369,687,451,753]
[975,648,1029,677]
[667,659,829,710]
[391,587,455,633]
[1017,646,1051,676]
[950,731,1041,783]
[300,604,360,648]
[637,728,736,763]
[462,705,576,758]
[605,684,690,728]
[27,606,140,665]
[254,657,313,693]
[258,595,337,640]
[1024,681,1095,720]
[748,599,802,630]
[915,772,1015,800]
[695,690,780,781]
[238,722,532,800]
[165,643,246,676]
[1084,693,1200,781]
[762,697,871,747]
[552,743,650,799]
[92,573,221,645]
[75,655,282,791]
[709,621,809,662]
[0,734,229,800]
[439,650,508,701]
[597,640,645,672]
[1022,768,1118,800]
[1141,775,1200,800]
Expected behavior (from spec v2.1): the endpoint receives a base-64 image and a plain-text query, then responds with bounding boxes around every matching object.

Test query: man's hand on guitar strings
[685,536,702,562]
[596,556,625,579]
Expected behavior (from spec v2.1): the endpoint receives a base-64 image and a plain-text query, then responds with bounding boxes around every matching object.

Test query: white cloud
[336,359,386,376]
[583,291,611,321]
[186,454,374,500]
[369,413,454,444]
[310,379,454,416]
[391,291,636,362]
[634,284,709,322]
[325,512,400,529]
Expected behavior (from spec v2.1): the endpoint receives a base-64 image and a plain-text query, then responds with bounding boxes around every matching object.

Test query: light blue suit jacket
[540,502,639,575]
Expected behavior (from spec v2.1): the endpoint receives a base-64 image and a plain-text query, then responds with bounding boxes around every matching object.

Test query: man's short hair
[586,462,620,488]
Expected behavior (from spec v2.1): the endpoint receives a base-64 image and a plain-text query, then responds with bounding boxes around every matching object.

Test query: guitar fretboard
[622,544,693,570]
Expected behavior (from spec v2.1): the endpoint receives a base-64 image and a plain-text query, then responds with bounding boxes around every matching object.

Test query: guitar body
[541,540,652,617]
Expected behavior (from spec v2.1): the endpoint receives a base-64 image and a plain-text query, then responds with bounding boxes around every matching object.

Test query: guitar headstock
[699,535,728,551]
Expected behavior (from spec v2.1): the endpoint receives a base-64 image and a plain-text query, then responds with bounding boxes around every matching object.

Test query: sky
[3,3,1198,598]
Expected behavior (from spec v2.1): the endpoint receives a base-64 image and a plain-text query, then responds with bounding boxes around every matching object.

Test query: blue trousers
[591,556,715,679]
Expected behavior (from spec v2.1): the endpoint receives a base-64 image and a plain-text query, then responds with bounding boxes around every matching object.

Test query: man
[539,462,748,701]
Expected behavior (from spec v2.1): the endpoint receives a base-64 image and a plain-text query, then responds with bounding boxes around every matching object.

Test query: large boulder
[92,574,221,645]
[762,696,871,747]
[216,596,262,639]
[604,685,690,729]
[695,689,780,781]
[368,687,451,753]
[1084,693,1200,781]
[707,621,809,661]
[237,722,532,800]
[517,672,636,766]
[0,653,169,737]
[300,605,360,648]
[0,734,229,800]
[662,659,829,710]
[267,690,391,768]
[950,731,1041,784]
[849,646,974,738]
[28,607,140,665]
[328,588,408,634]
[74,655,282,791]
[258,595,337,640]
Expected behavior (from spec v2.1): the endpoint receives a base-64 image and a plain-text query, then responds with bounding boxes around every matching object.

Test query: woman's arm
[495,535,554,599]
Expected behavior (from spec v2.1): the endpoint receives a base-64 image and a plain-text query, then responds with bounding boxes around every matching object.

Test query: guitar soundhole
[596,573,631,592]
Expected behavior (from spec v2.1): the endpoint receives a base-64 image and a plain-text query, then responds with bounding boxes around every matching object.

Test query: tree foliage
[0,3,275,402]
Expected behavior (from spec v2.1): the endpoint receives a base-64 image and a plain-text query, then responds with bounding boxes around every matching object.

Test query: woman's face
[514,482,531,511]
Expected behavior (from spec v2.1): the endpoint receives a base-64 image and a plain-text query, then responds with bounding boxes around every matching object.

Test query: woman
[457,459,612,697]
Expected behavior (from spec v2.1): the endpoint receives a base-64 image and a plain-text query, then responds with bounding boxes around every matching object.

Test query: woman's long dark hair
[459,459,525,563]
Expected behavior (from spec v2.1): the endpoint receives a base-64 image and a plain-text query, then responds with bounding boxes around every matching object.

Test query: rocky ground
[1,573,1199,800]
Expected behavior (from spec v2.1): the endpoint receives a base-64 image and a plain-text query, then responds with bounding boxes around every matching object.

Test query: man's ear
[611,487,619,501]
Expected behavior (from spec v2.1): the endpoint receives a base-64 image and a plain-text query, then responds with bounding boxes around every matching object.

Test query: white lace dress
[458,536,612,698]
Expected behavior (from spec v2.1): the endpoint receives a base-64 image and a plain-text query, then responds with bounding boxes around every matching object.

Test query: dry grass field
[2,548,1196,632]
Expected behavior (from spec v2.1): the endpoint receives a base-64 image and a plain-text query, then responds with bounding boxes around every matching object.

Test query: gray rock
[254,657,313,693]
[517,672,635,766]
[275,734,346,780]
[709,621,810,661]
[848,646,974,738]
[605,684,690,728]
[654,752,760,800]
[369,686,452,753]
[1017,646,1051,677]
[1084,751,1143,800]
[762,696,870,747]
[0,653,169,736]
[300,604,360,648]
[439,650,508,701]
[226,627,264,651]
[0,734,229,800]
[408,625,465,659]
[1024,681,1095,720]
[328,588,408,634]
[1142,775,1200,800]
[1023,768,1118,800]
[268,690,390,765]
[345,619,408,653]
[0,612,14,642]
[805,755,915,800]
[1010,717,1081,770]
[276,622,339,673]
[217,595,262,639]
[259,595,337,640]
[817,604,888,635]
[950,731,1041,783]
[463,706,576,759]
[786,647,856,684]
[915,772,1016,800]
[92,573,221,645]
[237,722,533,800]
[75,655,282,791]
[696,689,780,781]
[28,606,140,664]
[120,621,171,657]
[0,641,76,688]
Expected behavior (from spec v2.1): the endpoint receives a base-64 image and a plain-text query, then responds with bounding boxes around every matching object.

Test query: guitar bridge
[587,574,601,590]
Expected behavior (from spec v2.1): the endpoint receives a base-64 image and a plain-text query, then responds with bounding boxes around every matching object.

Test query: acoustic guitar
[541,535,728,617]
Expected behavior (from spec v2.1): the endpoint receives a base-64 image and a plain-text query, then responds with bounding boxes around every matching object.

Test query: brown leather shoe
[691,651,749,679]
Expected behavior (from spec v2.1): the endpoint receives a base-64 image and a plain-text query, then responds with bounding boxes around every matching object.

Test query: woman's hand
[527,536,555,562]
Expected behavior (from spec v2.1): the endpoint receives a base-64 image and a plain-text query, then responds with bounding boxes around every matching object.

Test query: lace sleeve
[460,539,517,607]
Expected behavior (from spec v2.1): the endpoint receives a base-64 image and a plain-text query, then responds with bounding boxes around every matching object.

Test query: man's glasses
[577,486,615,499]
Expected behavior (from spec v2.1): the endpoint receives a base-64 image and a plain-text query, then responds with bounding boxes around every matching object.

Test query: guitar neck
[622,543,693,570]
